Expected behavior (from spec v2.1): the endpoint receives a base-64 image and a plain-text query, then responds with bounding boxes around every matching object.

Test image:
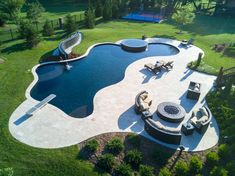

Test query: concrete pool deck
[9,38,219,151]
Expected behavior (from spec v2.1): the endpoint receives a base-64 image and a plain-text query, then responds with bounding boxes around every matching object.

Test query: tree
[0,13,7,27]
[103,0,112,20]
[115,163,132,176]
[172,6,195,33]
[64,14,77,34]
[129,0,141,12]
[158,167,172,176]
[189,156,203,174]
[18,20,40,48]
[112,0,120,19]
[174,161,189,176]
[139,165,154,176]
[95,0,103,17]
[119,0,128,16]
[26,0,45,23]
[0,0,25,23]
[42,20,54,36]
[96,154,115,173]
[85,6,95,29]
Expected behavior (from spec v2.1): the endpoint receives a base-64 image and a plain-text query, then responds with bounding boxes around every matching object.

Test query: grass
[0,13,235,175]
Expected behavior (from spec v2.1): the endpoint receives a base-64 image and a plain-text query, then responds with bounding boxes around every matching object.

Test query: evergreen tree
[172,7,195,33]
[26,0,45,23]
[95,0,103,17]
[18,20,40,48]
[112,0,120,19]
[0,0,25,23]
[64,14,77,34]
[103,0,112,20]
[0,13,6,27]
[85,6,95,29]
[129,0,141,12]
[119,0,128,16]
[42,20,54,36]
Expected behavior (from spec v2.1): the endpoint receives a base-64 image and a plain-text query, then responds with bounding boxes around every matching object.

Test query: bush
[96,154,115,173]
[64,14,77,34]
[42,20,54,36]
[158,168,172,176]
[85,139,99,153]
[125,150,143,168]
[210,166,228,176]
[114,163,132,176]
[218,144,229,159]
[189,156,203,174]
[206,152,219,168]
[127,134,141,148]
[0,167,14,176]
[174,161,189,176]
[106,137,124,155]
[84,7,95,29]
[139,165,154,176]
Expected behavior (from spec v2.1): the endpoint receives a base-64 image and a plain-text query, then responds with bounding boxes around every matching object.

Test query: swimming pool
[30,43,179,118]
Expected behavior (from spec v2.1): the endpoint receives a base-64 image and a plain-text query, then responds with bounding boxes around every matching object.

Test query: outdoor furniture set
[134,86,211,144]
[144,60,174,74]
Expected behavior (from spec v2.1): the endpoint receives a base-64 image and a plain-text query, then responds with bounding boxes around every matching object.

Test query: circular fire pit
[157,102,185,123]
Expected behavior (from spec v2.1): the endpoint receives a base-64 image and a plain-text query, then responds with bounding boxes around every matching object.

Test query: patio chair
[189,106,212,134]
[135,91,152,114]
[162,61,174,70]
[144,61,163,74]
[181,38,194,47]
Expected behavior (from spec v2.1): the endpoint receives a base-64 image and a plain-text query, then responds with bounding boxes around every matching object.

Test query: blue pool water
[31,43,179,118]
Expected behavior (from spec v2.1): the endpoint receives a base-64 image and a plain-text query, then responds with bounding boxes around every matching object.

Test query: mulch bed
[78,132,217,174]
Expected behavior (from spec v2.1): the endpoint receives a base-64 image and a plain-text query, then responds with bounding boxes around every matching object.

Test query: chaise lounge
[162,61,174,70]
[144,61,163,74]
[189,106,212,134]
[135,91,152,114]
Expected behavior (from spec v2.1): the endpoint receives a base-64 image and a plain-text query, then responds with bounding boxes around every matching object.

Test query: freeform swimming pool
[30,43,179,118]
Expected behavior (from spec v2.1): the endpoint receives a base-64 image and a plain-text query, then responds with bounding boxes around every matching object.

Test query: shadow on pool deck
[118,105,145,133]
[139,68,168,84]
[179,91,197,113]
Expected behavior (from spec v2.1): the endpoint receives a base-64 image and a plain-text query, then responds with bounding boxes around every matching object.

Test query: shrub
[85,139,99,153]
[206,152,219,168]
[42,20,54,36]
[125,149,143,168]
[114,163,132,176]
[106,137,124,155]
[64,14,77,34]
[218,144,229,159]
[0,167,14,176]
[127,133,141,148]
[139,165,154,176]
[96,154,115,173]
[210,166,228,176]
[84,7,95,29]
[158,167,172,176]
[189,156,203,174]
[174,161,189,176]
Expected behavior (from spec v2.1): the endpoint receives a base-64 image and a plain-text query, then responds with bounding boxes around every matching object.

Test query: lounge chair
[162,61,174,70]
[181,38,194,47]
[135,91,152,114]
[144,61,163,74]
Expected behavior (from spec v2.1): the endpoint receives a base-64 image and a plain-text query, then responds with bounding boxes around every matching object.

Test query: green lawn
[0,14,235,175]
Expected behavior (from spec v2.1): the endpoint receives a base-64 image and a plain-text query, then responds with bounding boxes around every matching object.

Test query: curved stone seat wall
[144,118,182,145]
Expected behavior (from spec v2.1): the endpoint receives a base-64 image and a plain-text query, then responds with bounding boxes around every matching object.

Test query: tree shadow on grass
[44,31,67,42]
[1,42,28,54]
[151,34,177,40]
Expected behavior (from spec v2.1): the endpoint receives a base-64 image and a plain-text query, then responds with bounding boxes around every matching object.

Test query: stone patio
[9,38,219,151]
